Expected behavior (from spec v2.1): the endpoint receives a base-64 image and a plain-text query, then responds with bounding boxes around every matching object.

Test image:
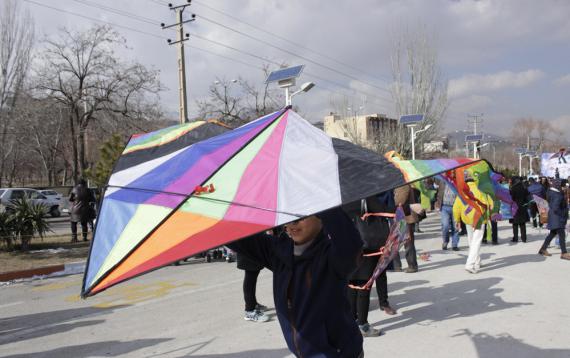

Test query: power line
[194,14,392,94]
[25,0,165,39]
[149,0,394,99]
[182,0,393,87]
[25,0,390,108]
[67,0,394,106]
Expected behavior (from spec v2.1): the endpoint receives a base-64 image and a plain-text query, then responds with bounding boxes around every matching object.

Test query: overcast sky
[24,0,570,138]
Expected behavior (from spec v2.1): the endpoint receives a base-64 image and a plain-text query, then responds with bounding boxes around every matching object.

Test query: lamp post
[523,150,538,176]
[518,153,530,176]
[410,124,432,160]
[399,114,426,160]
[288,82,315,106]
[475,142,489,159]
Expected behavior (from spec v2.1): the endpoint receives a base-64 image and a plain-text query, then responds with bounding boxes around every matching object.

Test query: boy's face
[286,216,322,245]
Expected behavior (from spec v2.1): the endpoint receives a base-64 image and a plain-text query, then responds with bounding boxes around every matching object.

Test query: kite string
[104,184,305,218]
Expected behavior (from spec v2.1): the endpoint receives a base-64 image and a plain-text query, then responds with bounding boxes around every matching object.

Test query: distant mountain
[446,130,510,148]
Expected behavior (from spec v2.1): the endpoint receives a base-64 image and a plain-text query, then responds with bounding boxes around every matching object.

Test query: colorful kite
[82,108,482,297]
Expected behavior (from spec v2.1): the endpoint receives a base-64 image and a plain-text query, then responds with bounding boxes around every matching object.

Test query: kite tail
[349,206,409,291]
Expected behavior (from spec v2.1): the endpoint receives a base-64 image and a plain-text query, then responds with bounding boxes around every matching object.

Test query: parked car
[0,188,61,217]
[39,190,63,203]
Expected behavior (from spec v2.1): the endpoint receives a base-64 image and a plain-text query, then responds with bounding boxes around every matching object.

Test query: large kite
[82,108,482,297]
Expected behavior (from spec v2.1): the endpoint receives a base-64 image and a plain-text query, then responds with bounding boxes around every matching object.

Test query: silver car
[0,188,61,217]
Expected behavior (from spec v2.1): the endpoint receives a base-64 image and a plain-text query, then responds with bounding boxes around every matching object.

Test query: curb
[0,261,85,283]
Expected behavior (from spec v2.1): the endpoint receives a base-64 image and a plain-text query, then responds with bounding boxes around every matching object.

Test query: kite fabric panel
[82,108,483,297]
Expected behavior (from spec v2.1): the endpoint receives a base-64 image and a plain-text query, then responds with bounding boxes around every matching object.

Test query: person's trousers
[392,224,418,270]
[375,270,389,308]
[348,280,371,325]
[406,224,418,269]
[243,270,260,311]
[512,223,527,242]
[540,229,567,254]
[465,225,484,271]
[482,221,498,243]
[71,221,88,242]
[441,205,459,247]
[491,221,498,243]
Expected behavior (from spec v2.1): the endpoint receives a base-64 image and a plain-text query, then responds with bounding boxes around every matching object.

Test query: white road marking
[0,301,23,309]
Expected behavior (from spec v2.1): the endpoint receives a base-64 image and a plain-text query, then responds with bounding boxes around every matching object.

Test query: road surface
[1,213,569,357]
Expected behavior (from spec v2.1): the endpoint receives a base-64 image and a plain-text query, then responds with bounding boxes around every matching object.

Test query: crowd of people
[64,169,568,357]
[227,171,569,357]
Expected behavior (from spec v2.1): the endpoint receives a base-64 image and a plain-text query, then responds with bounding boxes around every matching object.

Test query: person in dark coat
[509,177,530,242]
[538,179,570,260]
[227,208,364,358]
[392,185,419,272]
[237,252,269,322]
[343,195,396,338]
[527,177,546,228]
[69,179,95,242]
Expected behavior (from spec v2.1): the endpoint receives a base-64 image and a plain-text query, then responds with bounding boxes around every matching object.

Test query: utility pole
[162,1,196,124]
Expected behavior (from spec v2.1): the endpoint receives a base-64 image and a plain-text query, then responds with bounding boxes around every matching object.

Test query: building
[323,113,398,148]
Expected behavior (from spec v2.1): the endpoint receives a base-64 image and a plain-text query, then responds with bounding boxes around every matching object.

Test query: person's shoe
[538,249,552,257]
[405,267,418,273]
[511,238,518,243]
[380,305,397,315]
[255,303,268,312]
[465,267,478,274]
[452,246,460,251]
[442,243,448,250]
[560,253,570,260]
[481,240,488,245]
[390,267,404,272]
[358,323,383,337]
[244,310,269,322]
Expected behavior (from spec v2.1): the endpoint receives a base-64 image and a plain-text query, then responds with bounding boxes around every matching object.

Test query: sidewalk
[0,261,85,282]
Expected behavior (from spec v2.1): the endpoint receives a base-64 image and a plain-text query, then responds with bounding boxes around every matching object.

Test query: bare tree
[0,0,34,186]
[196,66,284,126]
[35,25,162,183]
[390,25,448,158]
[18,97,67,185]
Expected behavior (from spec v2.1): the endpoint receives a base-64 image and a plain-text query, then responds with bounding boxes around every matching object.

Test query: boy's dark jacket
[227,208,364,358]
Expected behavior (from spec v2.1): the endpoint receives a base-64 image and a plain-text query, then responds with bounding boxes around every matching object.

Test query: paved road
[1,213,570,357]
[46,217,73,237]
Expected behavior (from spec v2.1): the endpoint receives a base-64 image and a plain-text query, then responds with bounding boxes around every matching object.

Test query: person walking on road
[527,177,546,228]
[538,179,570,260]
[453,172,493,274]
[392,185,419,273]
[436,178,460,251]
[236,253,269,322]
[509,177,530,242]
[69,179,95,243]
[344,196,397,338]
[227,208,364,358]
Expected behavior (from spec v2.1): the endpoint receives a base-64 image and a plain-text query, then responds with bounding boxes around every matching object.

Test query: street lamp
[518,153,530,176]
[475,142,489,159]
[410,124,432,160]
[288,81,315,105]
